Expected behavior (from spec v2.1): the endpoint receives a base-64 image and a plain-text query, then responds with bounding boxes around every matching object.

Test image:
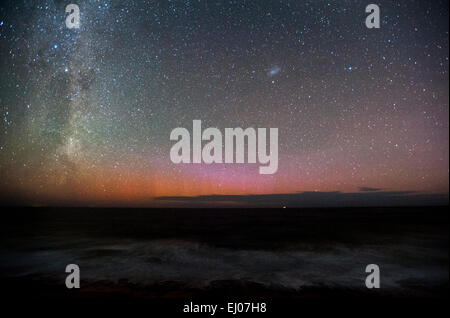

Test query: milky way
[0,0,448,206]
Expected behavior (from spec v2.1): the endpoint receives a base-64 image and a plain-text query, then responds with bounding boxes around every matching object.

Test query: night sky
[0,0,448,206]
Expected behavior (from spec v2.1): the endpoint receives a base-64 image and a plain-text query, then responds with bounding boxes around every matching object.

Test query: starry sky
[0,0,448,206]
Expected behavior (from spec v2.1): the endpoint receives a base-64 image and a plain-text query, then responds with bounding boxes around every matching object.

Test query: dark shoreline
[1,206,448,249]
[1,206,448,305]
[1,277,448,317]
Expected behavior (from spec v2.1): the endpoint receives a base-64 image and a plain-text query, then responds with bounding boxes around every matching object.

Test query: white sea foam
[1,238,447,294]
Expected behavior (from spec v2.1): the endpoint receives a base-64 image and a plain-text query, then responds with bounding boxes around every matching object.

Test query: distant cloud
[359,187,383,192]
[155,190,449,208]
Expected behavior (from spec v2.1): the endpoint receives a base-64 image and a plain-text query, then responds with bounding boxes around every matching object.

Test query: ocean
[0,207,448,300]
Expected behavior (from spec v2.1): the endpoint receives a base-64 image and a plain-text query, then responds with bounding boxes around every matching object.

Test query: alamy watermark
[65,4,80,29]
[169,120,278,174]
[365,4,380,29]
[65,264,80,289]
[365,264,381,289]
